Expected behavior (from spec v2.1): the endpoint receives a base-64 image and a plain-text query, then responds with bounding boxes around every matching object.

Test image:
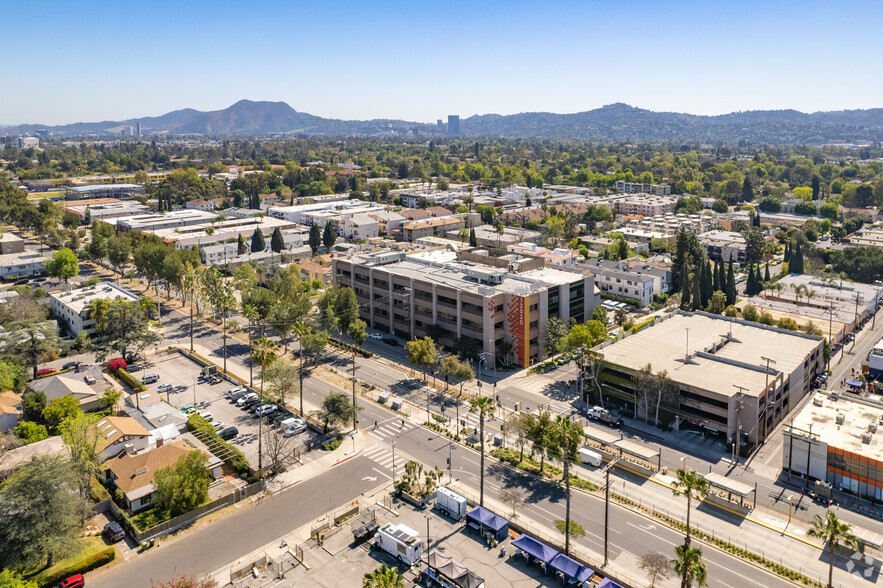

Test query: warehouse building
[591,311,824,444]
[333,250,599,368]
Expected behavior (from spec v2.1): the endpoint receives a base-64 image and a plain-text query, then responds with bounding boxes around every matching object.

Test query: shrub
[39,548,116,587]
[90,477,111,502]
[105,358,127,373]
[116,368,146,392]
[322,439,342,451]
[187,414,253,480]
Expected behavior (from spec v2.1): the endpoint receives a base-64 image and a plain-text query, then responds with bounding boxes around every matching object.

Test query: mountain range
[4,100,883,144]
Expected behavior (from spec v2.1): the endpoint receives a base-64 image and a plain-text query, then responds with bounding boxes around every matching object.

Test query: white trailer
[436,487,468,520]
[578,446,603,467]
[374,522,424,566]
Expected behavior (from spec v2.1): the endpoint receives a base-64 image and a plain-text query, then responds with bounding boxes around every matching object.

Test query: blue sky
[4,0,882,125]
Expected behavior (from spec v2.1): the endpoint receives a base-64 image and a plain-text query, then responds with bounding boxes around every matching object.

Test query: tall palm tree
[363,563,404,588]
[251,336,278,477]
[808,510,859,588]
[469,396,495,506]
[549,416,583,556]
[672,468,709,547]
[670,544,708,588]
[138,295,157,318]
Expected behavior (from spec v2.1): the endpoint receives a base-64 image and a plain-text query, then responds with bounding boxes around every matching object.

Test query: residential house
[185,199,216,211]
[369,211,406,236]
[27,367,119,412]
[102,440,223,514]
[0,436,67,480]
[96,416,152,462]
[0,391,21,432]
[300,255,334,287]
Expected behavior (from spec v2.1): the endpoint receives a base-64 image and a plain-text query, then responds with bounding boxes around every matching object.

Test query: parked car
[369,332,384,340]
[102,521,125,542]
[382,338,399,347]
[62,361,81,371]
[211,421,225,430]
[240,397,261,409]
[127,364,144,372]
[142,374,159,384]
[157,384,173,393]
[36,368,56,377]
[224,386,246,399]
[254,404,278,417]
[219,426,239,441]
[236,392,259,407]
[181,406,197,415]
[229,390,248,403]
[57,574,85,588]
[197,410,213,421]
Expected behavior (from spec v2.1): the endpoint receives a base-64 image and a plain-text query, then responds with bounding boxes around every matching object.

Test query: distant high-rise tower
[447,115,460,136]
[136,122,141,137]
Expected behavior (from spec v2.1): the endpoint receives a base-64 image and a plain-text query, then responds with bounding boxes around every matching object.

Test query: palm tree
[549,416,583,556]
[469,396,495,506]
[671,544,708,588]
[363,564,404,588]
[138,295,157,318]
[808,510,859,588]
[86,298,110,335]
[250,336,278,477]
[672,468,709,547]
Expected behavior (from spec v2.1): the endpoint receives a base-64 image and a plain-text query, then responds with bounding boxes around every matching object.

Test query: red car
[36,368,57,377]
[57,574,85,588]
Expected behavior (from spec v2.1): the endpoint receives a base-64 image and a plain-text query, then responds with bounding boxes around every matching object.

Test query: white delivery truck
[578,446,603,467]
[374,522,424,566]
[436,487,468,520]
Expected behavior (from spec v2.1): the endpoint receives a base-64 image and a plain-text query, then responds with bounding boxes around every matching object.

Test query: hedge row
[38,548,116,588]
[187,414,255,481]
[328,337,373,358]
[116,368,146,392]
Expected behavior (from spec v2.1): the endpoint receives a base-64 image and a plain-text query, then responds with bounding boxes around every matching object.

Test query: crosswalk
[362,445,397,474]
[367,420,416,442]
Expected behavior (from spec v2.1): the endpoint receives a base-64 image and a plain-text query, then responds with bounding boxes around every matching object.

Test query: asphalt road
[89,456,382,588]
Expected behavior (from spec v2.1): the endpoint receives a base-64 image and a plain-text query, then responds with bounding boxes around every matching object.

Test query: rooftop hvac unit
[813,396,824,407]
[862,432,873,444]
[870,422,878,434]
[836,413,845,425]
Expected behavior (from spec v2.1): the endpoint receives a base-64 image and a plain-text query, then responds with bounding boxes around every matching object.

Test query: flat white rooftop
[792,393,883,461]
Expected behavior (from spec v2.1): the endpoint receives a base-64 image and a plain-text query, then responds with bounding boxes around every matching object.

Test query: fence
[110,479,266,543]
[310,502,363,539]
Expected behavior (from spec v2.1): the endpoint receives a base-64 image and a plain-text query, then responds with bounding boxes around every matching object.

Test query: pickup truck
[587,405,623,428]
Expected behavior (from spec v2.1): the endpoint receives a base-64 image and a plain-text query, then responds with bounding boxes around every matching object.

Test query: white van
[280,417,307,436]
[578,447,603,467]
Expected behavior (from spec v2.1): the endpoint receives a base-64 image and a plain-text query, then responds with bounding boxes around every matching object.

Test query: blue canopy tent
[596,578,626,588]
[549,553,594,586]
[466,506,509,542]
[511,534,559,571]
[847,379,864,388]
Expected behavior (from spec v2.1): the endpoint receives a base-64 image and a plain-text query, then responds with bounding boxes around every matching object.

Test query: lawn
[21,536,108,586]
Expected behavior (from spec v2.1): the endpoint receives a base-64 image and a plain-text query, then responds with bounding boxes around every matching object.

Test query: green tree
[542,316,568,354]
[725,258,736,306]
[270,227,284,253]
[237,234,248,255]
[59,411,101,504]
[43,247,79,284]
[21,391,46,423]
[322,221,336,249]
[469,227,477,247]
[554,519,586,541]
[792,186,813,201]
[90,299,159,362]
[690,270,701,312]
[152,450,212,517]
[251,227,266,253]
[13,421,48,444]
[711,199,728,213]
[405,336,439,381]
[99,387,122,410]
[549,416,583,555]
[469,396,495,506]
[671,544,708,588]
[561,321,607,351]
[808,510,859,588]
[308,223,321,254]
[362,564,405,588]
[301,328,329,366]
[264,359,299,407]
[592,306,609,324]
[133,240,169,293]
[42,395,82,430]
[311,391,360,434]
[107,236,131,276]
[439,355,474,393]
[318,285,360,336]
[2,321,60,379]
[672,468,709,549]
[0,456,87,570]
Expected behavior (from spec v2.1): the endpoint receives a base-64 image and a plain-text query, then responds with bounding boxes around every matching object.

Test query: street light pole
[391,441,396,485]
[448,441,453,483]
[193,377,197,406]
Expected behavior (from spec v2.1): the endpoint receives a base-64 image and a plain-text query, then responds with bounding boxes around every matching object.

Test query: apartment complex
[0,233,25,255]
[591,312,825,444]
[402,217,466,242]
[506,243,579,266]
[0,252,48,279]
[612,194,678,217]
[577,259,657,307]
[50,282,140,335]
[698,230,747,264]
[333,250,599,368]
[615,181,671,196]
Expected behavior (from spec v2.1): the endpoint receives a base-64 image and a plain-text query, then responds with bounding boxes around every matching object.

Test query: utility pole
[852,293,862,353]
[448,441,453,483]
[604,458,619,566]
[352,351,358,431]
[759,356,777,441]
[732,386,747,463]
[827,302,834,369]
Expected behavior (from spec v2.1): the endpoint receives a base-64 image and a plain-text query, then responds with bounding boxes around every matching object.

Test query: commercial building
[591,311,825,444]
[0,252,49,279]
[447,115,460,136]
[50,282,140,335]
[506,243,579,266]
[111,210,217,233]
[698,230,747,264]
[333,250,599,367]
[842,227,883,249]
[268,200,386,226]
[63,184,146,201]
[0,233,25,255]
[467,225,543,248]
[615,181,671,196]
[142,216,295,250]
[784,393,883,501]
[16,137,39,149]
[64,200,150,222]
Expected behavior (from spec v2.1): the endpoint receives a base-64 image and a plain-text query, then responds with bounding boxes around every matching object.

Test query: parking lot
[139,352,319,470]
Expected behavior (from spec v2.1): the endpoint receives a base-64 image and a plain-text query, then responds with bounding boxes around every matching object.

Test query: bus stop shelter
[703,472,757,508]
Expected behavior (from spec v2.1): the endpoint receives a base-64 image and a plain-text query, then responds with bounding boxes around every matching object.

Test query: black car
[62,361,81,371]
[382,338,400,347]
[103,521,126,543]
[241,397,261,409]
[219,426,239,441]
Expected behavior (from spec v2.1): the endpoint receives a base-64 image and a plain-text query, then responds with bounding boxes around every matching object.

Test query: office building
[402,217,466,242]
[16,137,39,149]
[50,282,140,335]
[590,312,824,444]
[110,209,218,234]
[63,184,146,201]
[784,393,883,501]
[146,216,295,250]
[64,200,150,222]
[447,115,460,136]
[333,250,599,368]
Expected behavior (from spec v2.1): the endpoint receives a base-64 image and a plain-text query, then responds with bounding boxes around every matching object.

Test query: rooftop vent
[870,422,878,434]
[836,413,846,425]
[813,396,824,407]
[862,432,873,444]
[134,468,148,477]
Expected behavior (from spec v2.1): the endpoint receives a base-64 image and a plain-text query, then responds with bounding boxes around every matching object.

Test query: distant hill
[4,100,883,144]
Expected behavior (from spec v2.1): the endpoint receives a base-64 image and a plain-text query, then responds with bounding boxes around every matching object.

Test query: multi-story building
[783,393,883,501]
[447,115,460,136]
[0,233,25,255]
[268,200,386,226]
[50,282,140,335]
[63,184,146,201]
[16,137,39,149]
[333,250,599,368]
[342,214,380,240]
[506,242,579,266]
[698,230,747,264]
[64,200,150,222]
[466,225,543,248]
[402,217,466,242]
[110,210,217,233]
[591,311,824,444]
[141,216,295,250]
[578,259,657,307]
[612,195,678,217]
[615,181,671,196]
[0,252,49,279]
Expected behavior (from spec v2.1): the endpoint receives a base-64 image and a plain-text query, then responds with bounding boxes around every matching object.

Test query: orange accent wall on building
[506,295,530,367]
